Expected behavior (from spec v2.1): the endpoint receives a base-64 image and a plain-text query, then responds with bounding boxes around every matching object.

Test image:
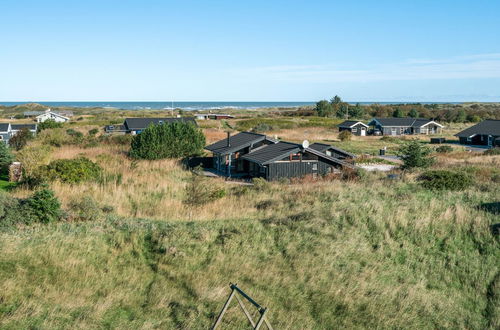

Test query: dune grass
[1,141,499,328]
[0,121,499,329]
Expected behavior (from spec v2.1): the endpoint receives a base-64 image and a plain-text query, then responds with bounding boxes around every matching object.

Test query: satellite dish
[302,140,310,149]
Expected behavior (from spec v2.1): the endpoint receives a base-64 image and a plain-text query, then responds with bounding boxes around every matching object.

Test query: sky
[1,0,500,102]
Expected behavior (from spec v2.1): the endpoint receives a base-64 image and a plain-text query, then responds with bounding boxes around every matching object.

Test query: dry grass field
[0,114,499,329]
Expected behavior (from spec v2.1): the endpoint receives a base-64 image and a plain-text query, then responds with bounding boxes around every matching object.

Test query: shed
[338,120,369,136]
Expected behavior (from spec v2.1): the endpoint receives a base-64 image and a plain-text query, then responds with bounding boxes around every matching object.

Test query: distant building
[24,110,73,118]
[338,120,369,136]
[105,117,197,134]
[368,118,443,136]
[36,109,70,123]
[0,123,37,144]
[196,114,235,120]
[455,120,500,147]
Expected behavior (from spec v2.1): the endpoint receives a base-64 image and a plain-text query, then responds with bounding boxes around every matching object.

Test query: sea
[0,101,461,111]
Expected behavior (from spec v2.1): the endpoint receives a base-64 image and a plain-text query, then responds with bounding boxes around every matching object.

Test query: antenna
[302,140,309,149]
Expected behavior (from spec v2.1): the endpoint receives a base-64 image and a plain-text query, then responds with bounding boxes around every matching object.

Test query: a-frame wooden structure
[212,283,273,329]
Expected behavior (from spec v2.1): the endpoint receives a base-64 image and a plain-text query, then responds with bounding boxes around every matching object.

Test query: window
[312,163,318,171]
[260,166,266,174]
[352,127,357,133]
[326,150,332,157]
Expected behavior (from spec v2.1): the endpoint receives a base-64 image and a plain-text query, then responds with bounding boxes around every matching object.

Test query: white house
[36,109,70,123]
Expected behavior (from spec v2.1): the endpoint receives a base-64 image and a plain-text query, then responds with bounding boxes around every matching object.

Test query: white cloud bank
[234,53,500,83]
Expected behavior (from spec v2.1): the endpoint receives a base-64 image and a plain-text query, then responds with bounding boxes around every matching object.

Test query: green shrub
[0,142,13,175]
[88,128,99,136]
[24,187,61,223]
[130,122,205,160]
[67,195,101,221]
[484,147,500,156]
[253,123,273,133]
[183,175,226,207]
[418,170,473,190]
[252,177,270,191]
[100,134,133,145]
[38,128,72,147]
[37,119,64,132]
[338,130,352,141]
[397,140,435,170]
[41,157,102,184]
[435,145,453,153]
[9,128,33,151]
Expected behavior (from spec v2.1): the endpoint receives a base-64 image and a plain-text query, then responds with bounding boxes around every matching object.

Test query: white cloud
[233,53,500,83]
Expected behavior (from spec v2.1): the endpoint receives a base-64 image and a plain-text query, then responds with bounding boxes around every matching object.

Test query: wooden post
[212,287,236,330]
[254,308,267,329]
[212,284,273,330]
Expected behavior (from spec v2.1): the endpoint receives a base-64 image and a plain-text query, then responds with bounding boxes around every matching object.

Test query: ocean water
[0,101,461,111]
[0,101,315,111]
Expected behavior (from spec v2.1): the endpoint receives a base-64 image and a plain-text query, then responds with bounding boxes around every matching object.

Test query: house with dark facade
[105,117,197,134]
[368,118,443,136]
[455,120,500,147]
[205,132,356,180]
[338,120,369,136]
[204,132,278,176]
[241,141,355,180]
[309,142,356,160]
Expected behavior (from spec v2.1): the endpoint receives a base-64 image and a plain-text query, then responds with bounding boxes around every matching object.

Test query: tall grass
[1,129,499,329]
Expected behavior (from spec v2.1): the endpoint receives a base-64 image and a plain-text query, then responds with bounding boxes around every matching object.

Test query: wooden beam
[212,288,236,330]
[254,309,267,329]
[235,293,256,327]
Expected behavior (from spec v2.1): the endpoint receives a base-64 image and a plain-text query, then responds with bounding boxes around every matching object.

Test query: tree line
[314,96,500,122]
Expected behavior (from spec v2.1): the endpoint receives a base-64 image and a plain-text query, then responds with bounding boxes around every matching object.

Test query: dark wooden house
[309,142,356,160]
[368,118,443,136]
[455,120,500,147]
[338,120,369,136]
[105,117,197,134]
[204,132,278,177]
[241,141,355,180]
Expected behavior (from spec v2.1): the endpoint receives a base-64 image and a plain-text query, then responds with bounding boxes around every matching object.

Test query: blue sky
[1,0,500,102]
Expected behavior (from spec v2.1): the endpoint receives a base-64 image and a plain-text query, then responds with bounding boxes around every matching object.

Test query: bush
[24,187,62,223]
[130,122,205,160]
[183,174,226,208]
[67,195,101,221]
[99,134,133,145]
[0,142,13,175]
[16,145,52,184]
[38,128,72,147]
[418,170,473,191]
[9,128,33,150]
[435,145,453,153]
[37,119,64,132]
[253,123,273,133]
[338,130,352,141]
[397,140,435,170]
[88,128,99,136]
[41,157,102,184]
[484,147,500,156]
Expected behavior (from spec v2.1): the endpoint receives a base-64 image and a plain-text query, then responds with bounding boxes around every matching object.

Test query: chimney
[226,132,231,147]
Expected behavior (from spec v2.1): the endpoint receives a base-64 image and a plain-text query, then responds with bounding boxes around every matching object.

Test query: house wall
[339,124,367,136]
[266,159,340,180]
[459,134,499,146]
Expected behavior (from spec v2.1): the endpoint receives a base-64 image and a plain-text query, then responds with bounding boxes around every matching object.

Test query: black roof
[309,142,356,158]
[11,124,37,130]
[205,131,269,155]
[241,141,301,165]
[242,141,355,168]
[124,117,197,130]
[369,118,439,127]
[338,120,368,128]
[455,120,500,138]
[0,123,9,132]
